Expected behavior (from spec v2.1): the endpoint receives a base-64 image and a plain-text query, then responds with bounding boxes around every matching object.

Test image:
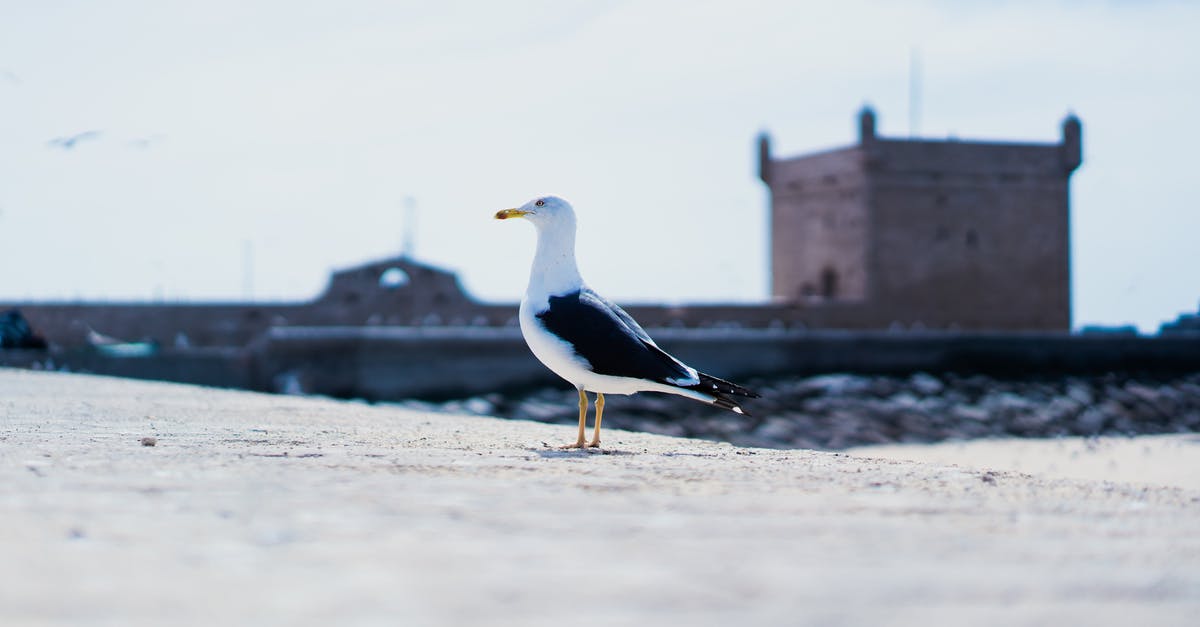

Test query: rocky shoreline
[400,372,1200,450]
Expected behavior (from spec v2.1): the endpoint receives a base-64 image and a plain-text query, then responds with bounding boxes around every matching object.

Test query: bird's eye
[535,199,545,207]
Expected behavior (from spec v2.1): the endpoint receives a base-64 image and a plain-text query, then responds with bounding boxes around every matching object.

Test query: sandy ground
[1,369,1198,627]
[849,434,1200,491]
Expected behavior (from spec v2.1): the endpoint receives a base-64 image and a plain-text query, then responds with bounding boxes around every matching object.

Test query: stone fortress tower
[759,108,1082,330]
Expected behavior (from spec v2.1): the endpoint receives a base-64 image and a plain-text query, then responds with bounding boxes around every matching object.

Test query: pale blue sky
[1,0,1197,331]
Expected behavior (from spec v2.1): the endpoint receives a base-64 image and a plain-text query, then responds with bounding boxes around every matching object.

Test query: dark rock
[0,310,49,350]
[438,372,1200,450]
[909,372,944,396]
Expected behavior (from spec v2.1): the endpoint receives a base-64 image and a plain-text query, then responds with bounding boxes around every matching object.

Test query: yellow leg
[561,388,588,449]
[587,393,604,448]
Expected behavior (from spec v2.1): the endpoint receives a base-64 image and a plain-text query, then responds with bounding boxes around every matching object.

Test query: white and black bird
[47,130,101,150]
[495,195,758,449]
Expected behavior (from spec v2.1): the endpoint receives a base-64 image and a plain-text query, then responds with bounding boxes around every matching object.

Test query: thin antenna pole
[402,196,417,258]
[909,46,922,138]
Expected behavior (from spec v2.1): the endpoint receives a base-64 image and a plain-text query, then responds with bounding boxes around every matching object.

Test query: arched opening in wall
[820,267,839,300]
[379,267,410,289]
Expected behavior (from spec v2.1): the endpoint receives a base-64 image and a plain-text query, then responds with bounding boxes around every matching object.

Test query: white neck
[526,218,584,299]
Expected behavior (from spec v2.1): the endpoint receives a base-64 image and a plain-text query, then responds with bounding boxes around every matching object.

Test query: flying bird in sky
[495,195,758,449]
[48,130,101,150]
[128,133,166,149]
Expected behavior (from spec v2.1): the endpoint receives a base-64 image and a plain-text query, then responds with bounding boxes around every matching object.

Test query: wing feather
[534,289,693,385]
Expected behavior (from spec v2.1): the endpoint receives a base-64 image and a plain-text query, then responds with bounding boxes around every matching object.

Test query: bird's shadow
[527,446,637,458]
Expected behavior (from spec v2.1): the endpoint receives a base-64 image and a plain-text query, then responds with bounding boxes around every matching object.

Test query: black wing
[535,289,693,385]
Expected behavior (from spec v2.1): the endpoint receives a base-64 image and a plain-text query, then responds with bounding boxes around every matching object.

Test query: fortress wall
[9,330,1198,401]
[769,149,871,303]
[869,168,1071,329]
[0,257,520,348]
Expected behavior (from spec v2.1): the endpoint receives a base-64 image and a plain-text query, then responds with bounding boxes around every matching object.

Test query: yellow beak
[495,208,531,220]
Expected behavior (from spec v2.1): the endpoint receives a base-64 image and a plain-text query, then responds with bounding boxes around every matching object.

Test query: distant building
[2,257,514,348]
[1160,302,1200,335]
[758,107,1082,330]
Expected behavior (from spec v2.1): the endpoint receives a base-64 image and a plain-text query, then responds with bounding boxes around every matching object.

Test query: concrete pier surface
[2,369,1198,626]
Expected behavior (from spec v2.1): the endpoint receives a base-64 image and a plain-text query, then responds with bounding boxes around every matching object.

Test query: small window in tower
[820,267,839,300]
[966,229,979,249]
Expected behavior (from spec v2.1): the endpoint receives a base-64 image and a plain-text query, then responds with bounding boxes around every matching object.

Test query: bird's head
[494,195,575,230]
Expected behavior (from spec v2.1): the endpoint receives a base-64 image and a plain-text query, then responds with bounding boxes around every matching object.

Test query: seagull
[495,195,759,449]
[48,130,101,150]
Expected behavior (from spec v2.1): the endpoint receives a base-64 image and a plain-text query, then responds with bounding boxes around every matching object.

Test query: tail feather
[693,372,759,398]
[683,372,759,416]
